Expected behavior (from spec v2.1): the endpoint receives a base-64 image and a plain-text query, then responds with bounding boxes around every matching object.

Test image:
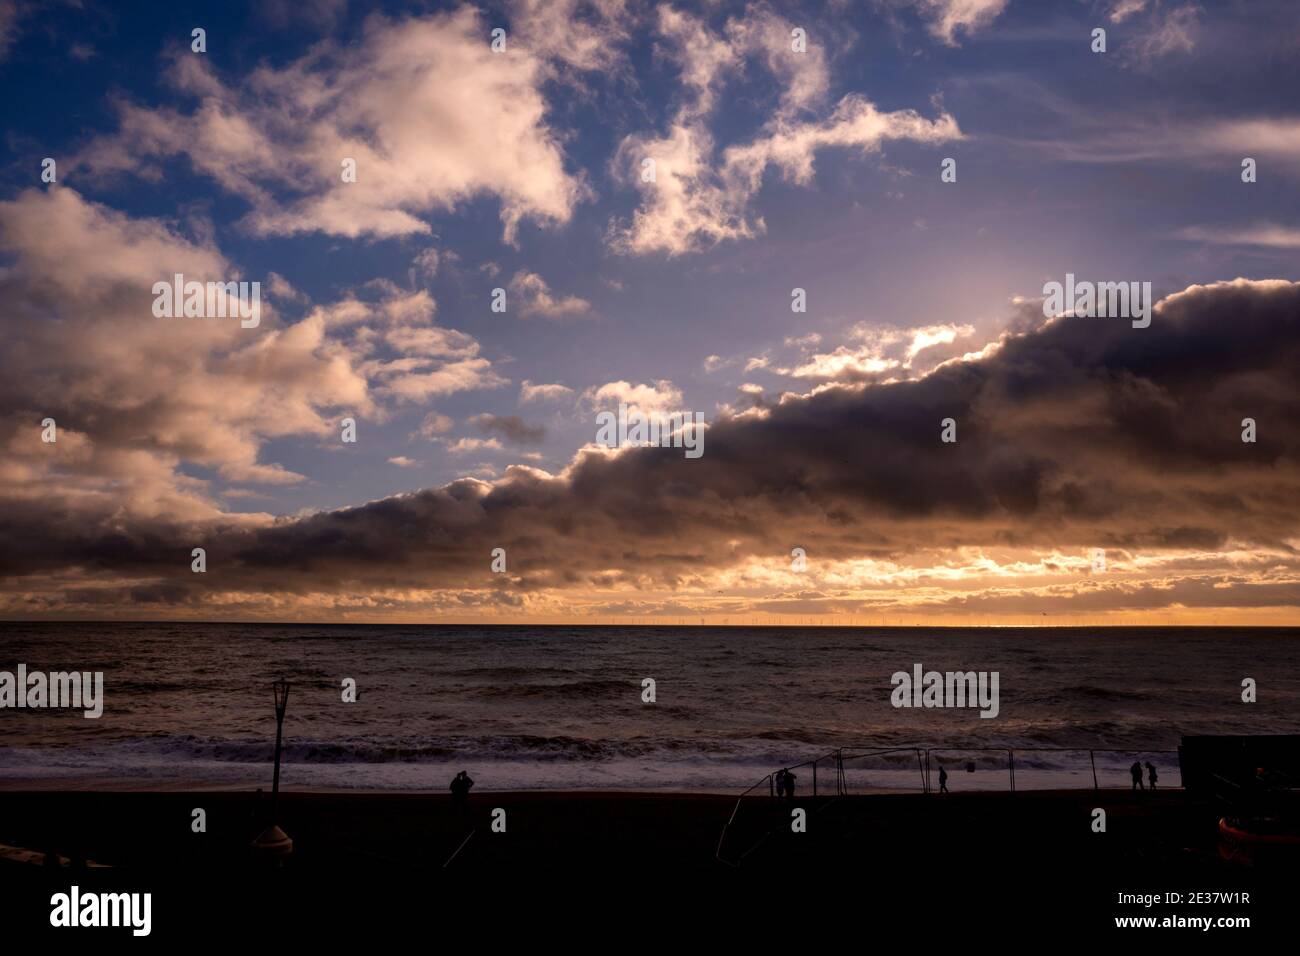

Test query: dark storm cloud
[469,413,546,444]
[3,279,1298,603]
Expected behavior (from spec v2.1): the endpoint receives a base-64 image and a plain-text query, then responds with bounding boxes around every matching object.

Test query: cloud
[312,289,508,403]
[0,185,516,567]
[909,0,1009,45]
[0,0,77,60]
[447,437,503,453]
[607,5,961,255]
[1109,0,1149,23]
[509,0,634,74]
[265,271,310,306]
[4,277,1297,619]
[412,412,455,439]
[1203,118,1300,162]
[78,7,589,244]
[970,75,1300,172]
[508,270,593,320]
[1172,224,1300,249]
[583,380,684,412]
[722,94,962,193]
[784,333,822,349]
[376,358,507,402]
[781,322,980,383]
[1127,3,1201,61]
[520,380,574,403]
[469,413,546,444]
[0,188,372,512]
[409,248,442,281]
[388,456,419,468]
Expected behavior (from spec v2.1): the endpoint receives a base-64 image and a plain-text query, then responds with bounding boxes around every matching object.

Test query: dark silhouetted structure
[1179,735,1300,794]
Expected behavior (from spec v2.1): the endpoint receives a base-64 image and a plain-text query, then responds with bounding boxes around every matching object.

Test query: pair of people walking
[1130,760,1157,790]
[774,767,797,802]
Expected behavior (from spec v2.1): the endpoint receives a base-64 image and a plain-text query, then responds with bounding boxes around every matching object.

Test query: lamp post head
[273,678,290,719]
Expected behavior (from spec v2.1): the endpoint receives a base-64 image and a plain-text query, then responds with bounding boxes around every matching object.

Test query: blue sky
[2,0,1298,622]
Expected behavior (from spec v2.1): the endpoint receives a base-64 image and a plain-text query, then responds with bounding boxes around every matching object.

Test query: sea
[1,623,1297,793]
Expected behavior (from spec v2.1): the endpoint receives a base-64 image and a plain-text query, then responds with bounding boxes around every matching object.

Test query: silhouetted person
[1146,761,1158,790]
[774,768,786,799]
[450,770,474,814]
[784,769,797,803]
[939,766,949,793]
[1130,761,1144,791]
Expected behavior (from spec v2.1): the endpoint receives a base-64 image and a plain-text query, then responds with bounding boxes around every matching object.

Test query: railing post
[1009,749,1016,793]
[1090,750,1099,790]
[813,759,818,797]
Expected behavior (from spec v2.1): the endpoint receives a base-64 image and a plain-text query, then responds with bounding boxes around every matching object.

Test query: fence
[716,744,1181,866]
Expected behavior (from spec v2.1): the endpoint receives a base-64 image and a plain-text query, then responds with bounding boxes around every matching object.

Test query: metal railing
[715,747,859,867]
[716,744,1182,865]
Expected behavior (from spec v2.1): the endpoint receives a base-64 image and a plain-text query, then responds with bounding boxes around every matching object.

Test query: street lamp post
[270,678,289,819]
[251,678,294,862]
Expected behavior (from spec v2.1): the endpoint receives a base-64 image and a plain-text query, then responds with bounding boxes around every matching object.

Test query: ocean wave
[1058,684,1149,702]
[472,679,639,700]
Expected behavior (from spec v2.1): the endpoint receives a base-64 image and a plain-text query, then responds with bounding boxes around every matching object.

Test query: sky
[0,0,1297,624]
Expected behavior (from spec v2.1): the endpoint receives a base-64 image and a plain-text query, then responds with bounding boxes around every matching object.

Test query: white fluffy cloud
[520,380,575,403]
[80,7,588,244]
[0,188,507,534]
[781,322,980,383]
[1109,0,1148,23]
[0,188,369,519]
[583,379,684,412]
[910,0,1009,45]
[309,288,507,403]
[609,5,961,256]
[412,412,456,440]
[509,0,633,73]
[508,271,593,319]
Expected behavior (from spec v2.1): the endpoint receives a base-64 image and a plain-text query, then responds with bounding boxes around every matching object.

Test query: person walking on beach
[774,768,787,799]
[450,770,474,814]
[1145,761,1158,790]
[939,765,949,794]
[1130,761,1144,791]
